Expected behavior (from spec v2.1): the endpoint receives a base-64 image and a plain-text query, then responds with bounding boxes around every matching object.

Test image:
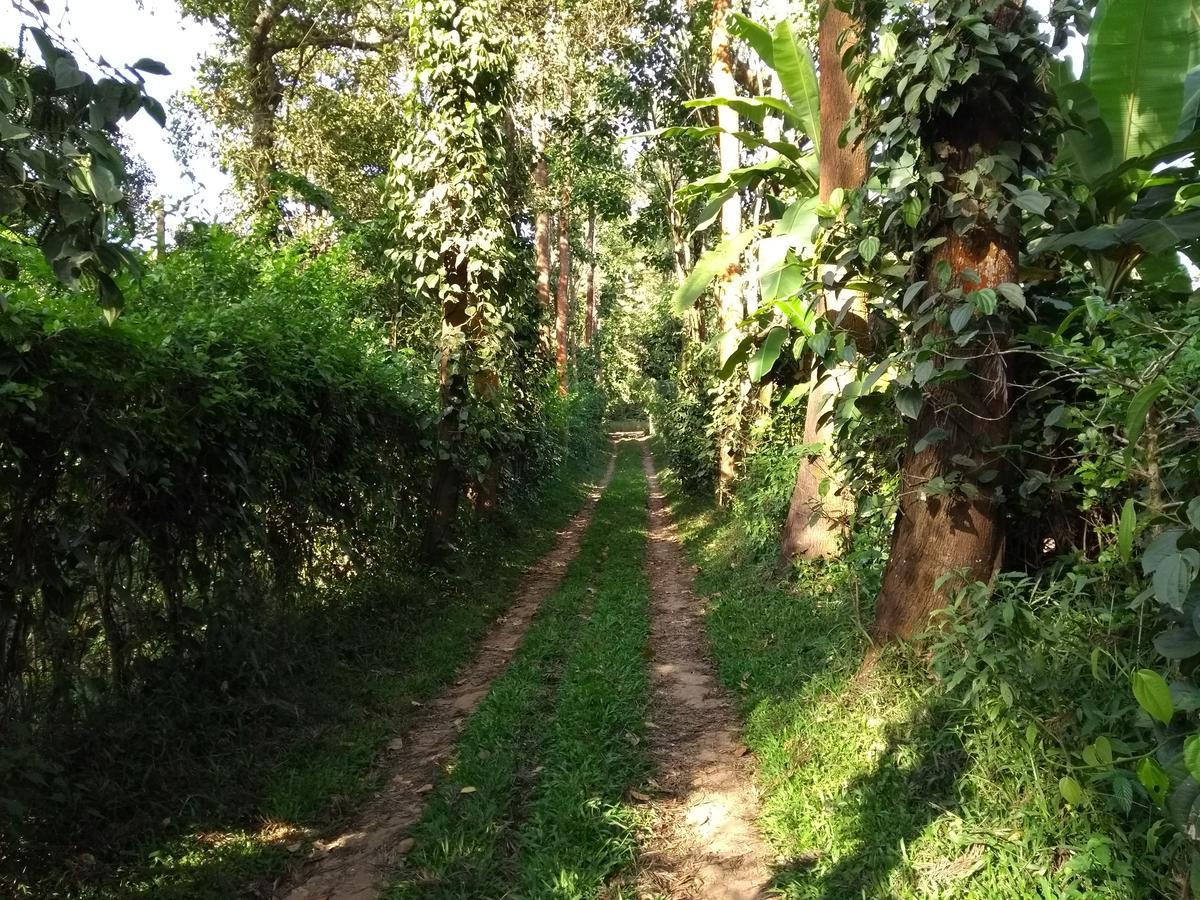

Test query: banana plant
[1033,0,1200,296]
[667,12,821,386]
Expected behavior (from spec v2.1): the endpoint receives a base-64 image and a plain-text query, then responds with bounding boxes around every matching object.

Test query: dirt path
[635,444,774,900]
[278,450,618,900]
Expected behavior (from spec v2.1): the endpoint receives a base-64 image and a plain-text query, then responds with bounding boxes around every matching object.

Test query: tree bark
[779,0,868,564]
[710,0,743,504]
[872,7,1022,641]
[584,206,598,347]
[420,255,472,559]
[247,1,283,221]
[533,107,553,330]
[555,181,571,395]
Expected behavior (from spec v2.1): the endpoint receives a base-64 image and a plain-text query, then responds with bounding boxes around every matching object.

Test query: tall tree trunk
[533,105,553,335]
[555,182,571,395]
[779,0,868,565]
[872,7,1022,642]
[710,0,743,504]
[420,258,472,559]
[247,1,282,224]
[584,206,597,347]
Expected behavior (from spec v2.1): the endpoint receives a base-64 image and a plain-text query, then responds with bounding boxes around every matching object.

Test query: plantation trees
[386,0,525,556]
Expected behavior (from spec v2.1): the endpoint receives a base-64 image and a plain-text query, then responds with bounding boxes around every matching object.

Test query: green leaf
[672,227,758,314]
[1084,0,1200,163]
[1124,378,1167,465]
[1010,188,1050,216]
[949,303,973,333]
[896,386,922,420]
[759,261,804,303]
[131,58,170,76]
[858,235,880,263]
[1118,498,1135,563]
[729,14,775,69]
[1132,668,1175,724]
[1154,626,1200,659]
[1178,67,1200,141]
[1153,554,1195,611]
[770,19,820,146]
[1185,736,1200,783]
[748,327,787,382]
[1138,757,1171,804]
[1187,497,1200,532]
[996,282,1025,310]
[1059,775,1085,806]
[87,162,124,205]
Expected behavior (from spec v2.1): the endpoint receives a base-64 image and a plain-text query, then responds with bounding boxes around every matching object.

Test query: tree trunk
[420,257,472,559]
[533,107,553,333]
[584,206,597,347]
[779,0,868,564]
[555,182,571,395]
[710,0,743,504]
[872,10,1022,641]
[247,2,282,224]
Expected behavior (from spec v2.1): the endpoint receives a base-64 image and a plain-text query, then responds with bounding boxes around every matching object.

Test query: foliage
[0,441,608,898]
[177,0,407,220]
[0,13,166,310]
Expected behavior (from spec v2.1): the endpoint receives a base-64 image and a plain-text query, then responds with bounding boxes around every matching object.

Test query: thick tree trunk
[555,182,571,395]
[872,40,1021,641]
[584,206,597,347]
[779,0,868,564]
[420,258,472,559]
[710,0,743,504]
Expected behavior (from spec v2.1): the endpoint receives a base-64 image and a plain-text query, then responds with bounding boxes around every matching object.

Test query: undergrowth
[388,439,652,899]
[652,437,1173,899]
[7,444,609,899]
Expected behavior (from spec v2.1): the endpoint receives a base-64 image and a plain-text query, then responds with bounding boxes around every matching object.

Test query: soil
[634,443,774,900]
[275,451,618,900]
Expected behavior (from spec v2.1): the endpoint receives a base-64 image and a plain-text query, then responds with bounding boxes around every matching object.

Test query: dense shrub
[0,233,434,820]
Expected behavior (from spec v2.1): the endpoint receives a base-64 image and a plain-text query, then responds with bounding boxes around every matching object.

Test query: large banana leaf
[770,20,820,147]
[671,227,760,314]
[1084,0,1200,163]
[727,13,820,147]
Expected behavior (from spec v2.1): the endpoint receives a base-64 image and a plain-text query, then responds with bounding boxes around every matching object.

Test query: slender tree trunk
[154,198,166,257]
[710,0,743,504]
[584,206,597,347]
[247,1,282,224]
[872,6,1023,642]
[555,182,571,395]
[779,0,868,565]
[533,105,553,335]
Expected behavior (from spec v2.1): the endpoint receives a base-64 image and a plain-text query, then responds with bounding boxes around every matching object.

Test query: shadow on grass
[3,453,608,900]
[653,453,971,900]
[769,701,967,899]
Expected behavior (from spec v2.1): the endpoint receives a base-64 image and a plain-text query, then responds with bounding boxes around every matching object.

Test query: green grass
[388,440,652,899]
[14,449,611,900]
[651,441,1171,900]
